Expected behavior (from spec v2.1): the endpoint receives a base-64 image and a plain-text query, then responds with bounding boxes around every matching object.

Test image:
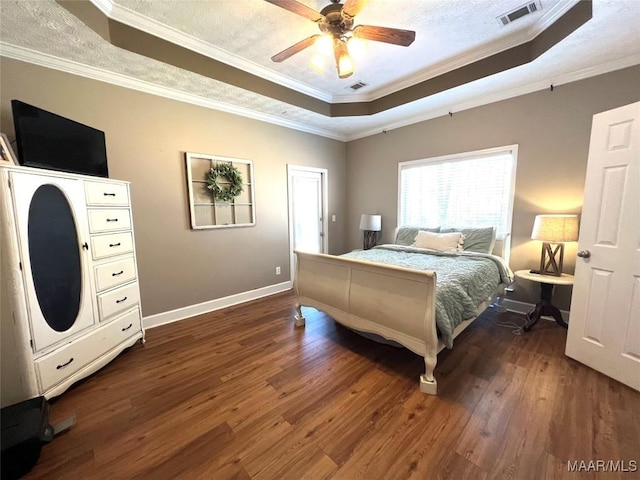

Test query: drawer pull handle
[109,242,121,248]
[116,296,128,304]
[56,358,74,369]
[103,192,116,197]
[106,218,119,222]
[112,270,124,277]
[122,323,133,332]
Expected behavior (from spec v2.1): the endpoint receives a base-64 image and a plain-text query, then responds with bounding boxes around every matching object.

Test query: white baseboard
[143,285,568,331]
[500,298,570,323]
[143,281,293,329]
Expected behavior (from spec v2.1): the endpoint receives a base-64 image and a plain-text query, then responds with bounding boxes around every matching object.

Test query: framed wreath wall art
[207,162,244,202]
[185,152,255,229]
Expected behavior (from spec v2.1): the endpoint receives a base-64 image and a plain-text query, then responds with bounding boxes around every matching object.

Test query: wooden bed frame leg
[294,304,306,327]
[419,352,438,395]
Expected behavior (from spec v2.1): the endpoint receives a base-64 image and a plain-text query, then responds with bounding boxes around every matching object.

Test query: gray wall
[3,56,639,315]
[345,65,640,310]
[0,58,348,316]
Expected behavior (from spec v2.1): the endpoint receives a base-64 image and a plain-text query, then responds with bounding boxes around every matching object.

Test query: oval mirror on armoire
[27,184,82,332]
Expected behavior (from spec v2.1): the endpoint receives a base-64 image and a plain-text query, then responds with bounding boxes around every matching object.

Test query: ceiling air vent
[497,1,542,26]
[347,81,368,91]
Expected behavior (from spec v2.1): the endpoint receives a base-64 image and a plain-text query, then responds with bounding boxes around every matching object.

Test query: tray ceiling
[1,0,639,141]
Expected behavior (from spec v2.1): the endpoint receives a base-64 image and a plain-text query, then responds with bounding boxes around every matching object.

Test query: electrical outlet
[275,266,281,275]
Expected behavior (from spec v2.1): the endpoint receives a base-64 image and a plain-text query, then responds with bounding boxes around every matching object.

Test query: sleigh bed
[293,227,513,395]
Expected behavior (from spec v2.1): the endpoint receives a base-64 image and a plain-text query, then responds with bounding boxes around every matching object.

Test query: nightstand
[514,270,574,331]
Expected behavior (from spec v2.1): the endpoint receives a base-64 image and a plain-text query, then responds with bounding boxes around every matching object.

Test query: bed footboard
[294,250,439,394]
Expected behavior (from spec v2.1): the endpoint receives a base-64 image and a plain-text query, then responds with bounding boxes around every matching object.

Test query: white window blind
[399,147,517,236]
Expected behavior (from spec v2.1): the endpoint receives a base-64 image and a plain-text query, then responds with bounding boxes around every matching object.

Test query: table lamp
[531,214,579,276]
[359,214,381,250]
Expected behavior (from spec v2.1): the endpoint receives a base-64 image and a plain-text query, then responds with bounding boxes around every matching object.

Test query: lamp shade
[359,214,381,231]
[531,215,579,242]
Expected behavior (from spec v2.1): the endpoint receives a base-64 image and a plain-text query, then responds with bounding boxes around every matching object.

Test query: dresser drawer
[88,209,131,233]
[109,308,142,340]
[36,309,141,392]
[97,282,140,321]
[91,232,134,260]
[85,181,129,206]
[94,257,137,292]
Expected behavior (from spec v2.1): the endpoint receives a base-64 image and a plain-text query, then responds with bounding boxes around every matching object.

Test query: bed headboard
[493,233,511,265]
[392,227,511,265]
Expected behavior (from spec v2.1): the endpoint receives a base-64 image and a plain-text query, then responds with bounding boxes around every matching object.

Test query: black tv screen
[11,100,109,178]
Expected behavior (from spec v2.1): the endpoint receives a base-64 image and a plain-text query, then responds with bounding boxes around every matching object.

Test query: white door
[566,102,640,391]
[288,166,327,275]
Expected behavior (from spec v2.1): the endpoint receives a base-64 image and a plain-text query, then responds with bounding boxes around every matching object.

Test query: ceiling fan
[265,0,416,79]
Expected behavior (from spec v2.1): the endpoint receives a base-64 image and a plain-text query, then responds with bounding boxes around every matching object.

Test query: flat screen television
[11,100,109,178]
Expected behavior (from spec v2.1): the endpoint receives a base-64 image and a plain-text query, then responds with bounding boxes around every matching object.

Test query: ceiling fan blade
[271,35,319,62]
[264,0,324,22]
[353,25,416,47]
[342,0,370,18]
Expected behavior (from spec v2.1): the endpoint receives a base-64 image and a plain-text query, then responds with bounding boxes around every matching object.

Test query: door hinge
[19,261,22,271]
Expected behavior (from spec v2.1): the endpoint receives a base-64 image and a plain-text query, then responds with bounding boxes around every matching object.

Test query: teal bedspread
[342,245,513,348]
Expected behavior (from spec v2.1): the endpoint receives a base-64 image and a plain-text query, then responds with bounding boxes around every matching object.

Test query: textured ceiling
[1,0,639,140]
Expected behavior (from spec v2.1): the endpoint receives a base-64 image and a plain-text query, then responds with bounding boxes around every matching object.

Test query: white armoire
[0,165,144,407]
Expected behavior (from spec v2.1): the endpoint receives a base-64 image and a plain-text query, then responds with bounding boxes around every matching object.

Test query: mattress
[342,244,513,348]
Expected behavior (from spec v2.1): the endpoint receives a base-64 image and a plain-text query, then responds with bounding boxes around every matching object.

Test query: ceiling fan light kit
[309,52,326,72]
[347,36,367,60]
[266,0,416,79]
[334,38,355,78]
[311,33,366,78]
[315,34,335,56]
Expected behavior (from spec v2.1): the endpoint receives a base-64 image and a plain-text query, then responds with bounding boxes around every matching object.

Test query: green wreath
[206,163,244,202]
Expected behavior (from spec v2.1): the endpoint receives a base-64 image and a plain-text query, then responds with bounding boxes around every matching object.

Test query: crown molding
[345,54,640,141]
[94,0,580,105]
[90,0,113,15]
[88,0,333,103]
[335,0,581,103]
[55,0,593,118]
[3,43,636,144]
[0,43,346,142]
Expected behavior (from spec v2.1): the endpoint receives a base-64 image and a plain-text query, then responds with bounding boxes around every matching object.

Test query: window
[398,146,517,236]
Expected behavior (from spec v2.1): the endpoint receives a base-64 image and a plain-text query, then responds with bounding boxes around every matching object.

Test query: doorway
[287,165,328,281]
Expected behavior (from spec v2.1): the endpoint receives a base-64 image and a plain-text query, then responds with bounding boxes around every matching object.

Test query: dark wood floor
[25,291,639,479]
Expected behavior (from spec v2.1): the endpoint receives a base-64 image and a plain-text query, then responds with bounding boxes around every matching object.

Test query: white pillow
[413,231,464,252]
